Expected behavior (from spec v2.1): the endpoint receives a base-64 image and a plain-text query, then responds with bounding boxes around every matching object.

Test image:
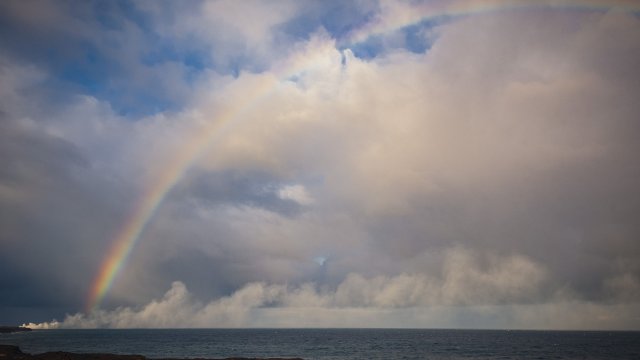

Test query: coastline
[0,327,32,334]
[0,345,304,360]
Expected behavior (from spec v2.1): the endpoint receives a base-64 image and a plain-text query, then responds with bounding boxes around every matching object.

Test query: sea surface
[2,329,640,359]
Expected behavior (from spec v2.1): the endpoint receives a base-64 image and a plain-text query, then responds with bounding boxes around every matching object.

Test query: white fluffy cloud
[25,249,640,330]
[27,247,549,328]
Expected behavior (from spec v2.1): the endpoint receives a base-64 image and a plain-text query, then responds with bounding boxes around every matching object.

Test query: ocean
[1,329,639,359]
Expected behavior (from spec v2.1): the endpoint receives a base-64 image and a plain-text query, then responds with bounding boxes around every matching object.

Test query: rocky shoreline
[0,345,303,360]
[0,327,32,334]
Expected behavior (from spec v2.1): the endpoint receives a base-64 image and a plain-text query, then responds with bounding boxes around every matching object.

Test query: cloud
[277,184,315,206]
[25,247,549,328]
[23,250,639,329]
[2,2,640,329]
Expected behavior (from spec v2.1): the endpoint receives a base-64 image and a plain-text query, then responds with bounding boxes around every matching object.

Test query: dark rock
[0,345,35,360]
[0,327,32,334]
[32,352,147,360]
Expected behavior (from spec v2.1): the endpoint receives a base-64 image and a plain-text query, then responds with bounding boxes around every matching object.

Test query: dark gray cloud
[0,59,138,323]
[175,170,307,216]
[0,116,121,323]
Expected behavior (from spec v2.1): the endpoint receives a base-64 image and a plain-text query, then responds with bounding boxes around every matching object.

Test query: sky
[1,0,640,330]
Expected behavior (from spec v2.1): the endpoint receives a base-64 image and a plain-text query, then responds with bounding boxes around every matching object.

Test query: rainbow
[85,0,639,312]
[85,51,327,312]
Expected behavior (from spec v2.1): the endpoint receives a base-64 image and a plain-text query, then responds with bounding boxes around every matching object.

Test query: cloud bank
[22,248,550,328]
[2,1,640,329]
[25,249,638,329]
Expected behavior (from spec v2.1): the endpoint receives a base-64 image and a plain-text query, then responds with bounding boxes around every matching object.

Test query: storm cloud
[2,1,640,329]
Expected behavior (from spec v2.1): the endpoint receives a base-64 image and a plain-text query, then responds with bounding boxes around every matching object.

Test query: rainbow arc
[86,0,640,312]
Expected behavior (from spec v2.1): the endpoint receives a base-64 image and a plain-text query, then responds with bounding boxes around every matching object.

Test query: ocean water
[1,329,639,359]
